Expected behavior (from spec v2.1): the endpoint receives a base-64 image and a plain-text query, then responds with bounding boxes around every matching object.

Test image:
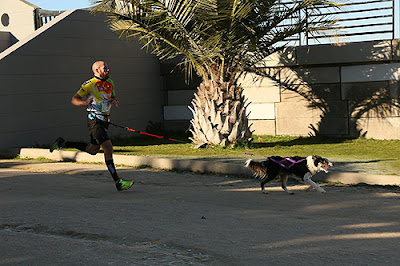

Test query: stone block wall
[262,40,400,138]
[160,59,201,132]
[162,39,400,139]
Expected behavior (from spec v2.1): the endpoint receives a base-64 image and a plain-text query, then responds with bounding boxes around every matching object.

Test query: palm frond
[92,0,344,81]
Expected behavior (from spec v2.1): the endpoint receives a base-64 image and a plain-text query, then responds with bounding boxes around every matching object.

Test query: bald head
[92,61,110,79]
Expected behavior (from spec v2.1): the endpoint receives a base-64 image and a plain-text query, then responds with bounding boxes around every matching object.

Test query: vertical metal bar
[34,9,42,30]
[305,6,309,46]
[299,8,302,46]
[392,0,395,39]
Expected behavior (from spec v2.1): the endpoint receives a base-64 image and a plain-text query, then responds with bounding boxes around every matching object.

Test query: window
[1,13,10,27]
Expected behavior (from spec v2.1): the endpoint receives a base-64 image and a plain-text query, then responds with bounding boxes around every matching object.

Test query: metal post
[305,7,309,46]
[33,9,42,30]
[299,9,302,46]
[392,0,395,40]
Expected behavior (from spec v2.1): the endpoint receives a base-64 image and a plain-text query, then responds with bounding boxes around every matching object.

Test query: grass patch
[109,135,400,174]
[13,156,56,163]
[35,134,399,174]
[111,135,399,159]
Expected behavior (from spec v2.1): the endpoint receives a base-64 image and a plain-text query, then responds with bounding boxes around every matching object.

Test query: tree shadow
[0,148,20,159]
[251,135,351,148]
[251,41,400,138]
[0,160,61,169]
[327,159,396,174]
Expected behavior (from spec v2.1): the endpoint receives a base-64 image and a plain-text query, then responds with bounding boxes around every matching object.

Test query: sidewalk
[14,148,400,187]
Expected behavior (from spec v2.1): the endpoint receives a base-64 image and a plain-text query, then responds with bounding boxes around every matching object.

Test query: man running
[50,61,134,191]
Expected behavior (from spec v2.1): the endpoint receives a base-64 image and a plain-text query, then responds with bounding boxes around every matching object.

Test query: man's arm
[71,93,93,107]
[110,96,119,108]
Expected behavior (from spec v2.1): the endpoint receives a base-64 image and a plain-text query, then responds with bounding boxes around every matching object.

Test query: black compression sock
[64,141,88,152]
[105,159,119,182]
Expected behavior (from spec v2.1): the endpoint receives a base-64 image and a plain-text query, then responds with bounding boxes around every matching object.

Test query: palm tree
[92,0,342,147]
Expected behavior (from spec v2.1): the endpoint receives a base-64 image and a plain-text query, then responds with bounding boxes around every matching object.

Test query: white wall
[0,0,37,41]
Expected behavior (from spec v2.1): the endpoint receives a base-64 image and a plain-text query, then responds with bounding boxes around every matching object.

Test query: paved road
[1,160,400,265]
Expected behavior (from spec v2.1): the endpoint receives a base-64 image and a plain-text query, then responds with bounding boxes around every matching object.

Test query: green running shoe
[116,179,134,191]
[50,137,65,153]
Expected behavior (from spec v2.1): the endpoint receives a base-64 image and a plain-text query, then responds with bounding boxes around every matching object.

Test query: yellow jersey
[77,77,116,119]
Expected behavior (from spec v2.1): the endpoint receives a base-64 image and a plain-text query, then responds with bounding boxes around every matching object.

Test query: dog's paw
[262,190,268,194]
[283,188,294,194]
[318,189,326,193]
[306,186,315,192]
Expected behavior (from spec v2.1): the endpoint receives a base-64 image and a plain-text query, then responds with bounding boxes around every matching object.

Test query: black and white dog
[245,155,332,194]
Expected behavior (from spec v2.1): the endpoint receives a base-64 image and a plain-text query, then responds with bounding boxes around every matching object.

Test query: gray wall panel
[0,10,162,149]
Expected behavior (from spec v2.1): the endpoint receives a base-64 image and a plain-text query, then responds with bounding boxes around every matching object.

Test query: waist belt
[88,112,110,122]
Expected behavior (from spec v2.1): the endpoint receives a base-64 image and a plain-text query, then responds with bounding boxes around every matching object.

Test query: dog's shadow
[329,159,395,173]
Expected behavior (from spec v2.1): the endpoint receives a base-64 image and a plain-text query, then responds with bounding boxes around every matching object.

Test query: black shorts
[87,116,110,145]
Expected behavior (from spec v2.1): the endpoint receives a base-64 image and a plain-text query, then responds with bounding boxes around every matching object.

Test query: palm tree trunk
[189,78,253,147]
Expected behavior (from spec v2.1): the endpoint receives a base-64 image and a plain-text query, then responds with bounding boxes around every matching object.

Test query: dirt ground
[1,159,400,265]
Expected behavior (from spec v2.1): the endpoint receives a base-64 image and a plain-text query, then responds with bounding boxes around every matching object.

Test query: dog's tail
[245,159,267,178]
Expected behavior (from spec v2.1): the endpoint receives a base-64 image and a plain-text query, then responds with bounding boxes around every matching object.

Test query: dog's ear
[312,155,320,162]
[311,155,318,167]
[313,155,324,167]
[315,155,326,163]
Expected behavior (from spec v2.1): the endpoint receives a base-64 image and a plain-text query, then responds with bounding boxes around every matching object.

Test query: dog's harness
[268,157,306,169]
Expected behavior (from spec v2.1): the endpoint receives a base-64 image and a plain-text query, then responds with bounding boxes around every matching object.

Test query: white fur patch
[306,156,318,175]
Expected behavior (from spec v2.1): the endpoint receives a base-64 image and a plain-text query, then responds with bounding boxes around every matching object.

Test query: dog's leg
[281,174,294,195]
[260,175,274,194]
[303,173,326,193]
[260,176,269,194]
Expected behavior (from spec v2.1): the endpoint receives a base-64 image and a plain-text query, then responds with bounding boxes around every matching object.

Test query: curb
[18,148,400,187]
[19,148,253,177]
[313,172,400,186]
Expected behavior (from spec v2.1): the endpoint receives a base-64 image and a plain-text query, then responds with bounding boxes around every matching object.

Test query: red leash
[109,122,186,143]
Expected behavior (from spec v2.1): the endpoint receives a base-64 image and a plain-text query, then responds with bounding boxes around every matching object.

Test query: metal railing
[278,0,399,46]
[32,1,398,46]
[34,9,63,30]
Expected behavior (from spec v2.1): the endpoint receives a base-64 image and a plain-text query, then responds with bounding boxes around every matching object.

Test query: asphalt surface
[15,148,400,187]
[1,160,400,265]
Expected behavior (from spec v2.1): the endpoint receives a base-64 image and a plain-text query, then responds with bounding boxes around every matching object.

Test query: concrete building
[0,0,38,42]
[1,1,163,149]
